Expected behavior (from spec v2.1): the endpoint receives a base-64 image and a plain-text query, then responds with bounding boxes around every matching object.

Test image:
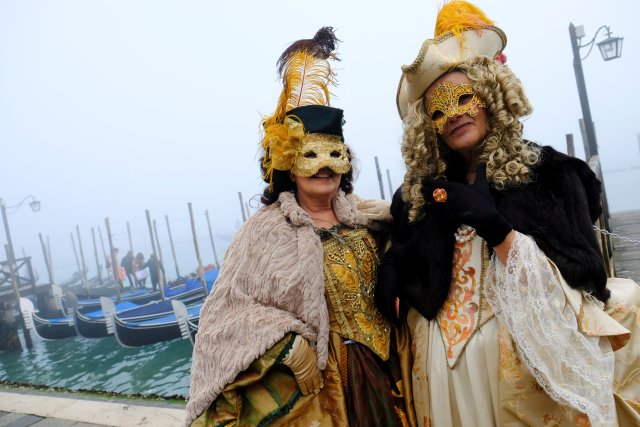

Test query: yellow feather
[260,119,305,186]
[283,51,335,110]
[435,0,494,39]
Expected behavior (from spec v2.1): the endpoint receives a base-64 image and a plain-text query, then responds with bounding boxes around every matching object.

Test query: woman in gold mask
[186,28,412,427]
[374,1,640,426]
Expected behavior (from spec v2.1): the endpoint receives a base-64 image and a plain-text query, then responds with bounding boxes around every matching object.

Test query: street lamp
[569,23,623,159]
[0,195,41,350]
[1,195,41,214]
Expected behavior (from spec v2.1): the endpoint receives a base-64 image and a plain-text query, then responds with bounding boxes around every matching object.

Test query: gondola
[22,285,77,340]
[28,310,77,340]
[74,270,218,339]
[74,300,139,338]
[106,300,202,347]
[75,288,161,312]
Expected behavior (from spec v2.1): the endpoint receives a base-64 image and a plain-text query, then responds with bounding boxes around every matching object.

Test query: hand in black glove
[420,164,512,247]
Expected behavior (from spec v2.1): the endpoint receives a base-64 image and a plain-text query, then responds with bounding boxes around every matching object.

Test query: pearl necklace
[455,224,477,243]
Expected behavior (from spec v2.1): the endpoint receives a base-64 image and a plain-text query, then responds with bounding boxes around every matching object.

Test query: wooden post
[152,219,164,266]
[76,225,90,294]
[70,232,88,292]
[91,227,103,286]
[26,257,36,292]
[386,169,394,199]
[70,233,80,273]
[39,233,55,285]
[566,134,575,157]
[188,203,209,295]
[165,214,180,278]
[204,210,220,267]
[579,119,590,161]
[46,236,53,279]
[127,222,134,255]
[97,227,109,282]
[104,217,122,303]
[1,203,32,349]
[238,192,246,222]
[145,210,165,300]
[375,156,385,200]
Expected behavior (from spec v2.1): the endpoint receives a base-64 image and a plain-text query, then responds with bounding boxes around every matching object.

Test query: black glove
[421,164,512,247]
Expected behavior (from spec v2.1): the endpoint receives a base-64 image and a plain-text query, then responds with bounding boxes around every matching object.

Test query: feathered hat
[396,0,507,118]
[261,27,346,184]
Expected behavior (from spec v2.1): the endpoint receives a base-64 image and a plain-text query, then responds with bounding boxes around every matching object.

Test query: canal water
[0,331,193,398]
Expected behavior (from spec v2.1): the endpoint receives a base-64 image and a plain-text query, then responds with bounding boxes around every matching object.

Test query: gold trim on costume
[322,227,391,361]
[437,231,492,369]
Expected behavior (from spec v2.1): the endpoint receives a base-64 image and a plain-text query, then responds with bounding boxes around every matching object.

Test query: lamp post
[0,195,41,350]
[569,23,623,159]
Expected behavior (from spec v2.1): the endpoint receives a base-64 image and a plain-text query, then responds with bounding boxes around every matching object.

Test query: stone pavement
[0,388,185,427]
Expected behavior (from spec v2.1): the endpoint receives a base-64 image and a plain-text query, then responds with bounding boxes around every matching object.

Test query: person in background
[132,252,147,288]
[374,1,640,425]
[185,27,414,427]
[145,253,165,292]
[120,250,135,288]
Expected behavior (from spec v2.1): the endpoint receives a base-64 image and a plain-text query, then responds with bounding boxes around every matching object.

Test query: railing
[0,257,37,297]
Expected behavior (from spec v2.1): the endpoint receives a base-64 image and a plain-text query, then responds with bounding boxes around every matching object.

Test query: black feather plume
[276,26,340,76]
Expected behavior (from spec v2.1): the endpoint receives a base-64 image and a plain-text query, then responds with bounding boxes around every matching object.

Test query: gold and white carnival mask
[427,82,486,134]
[291,133,350,177]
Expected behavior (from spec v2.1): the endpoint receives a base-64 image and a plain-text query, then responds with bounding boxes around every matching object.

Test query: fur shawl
[377,145,609,321]
[185,190,374,425]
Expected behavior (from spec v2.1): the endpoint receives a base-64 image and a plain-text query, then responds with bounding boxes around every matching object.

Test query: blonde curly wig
[401,56,541,222]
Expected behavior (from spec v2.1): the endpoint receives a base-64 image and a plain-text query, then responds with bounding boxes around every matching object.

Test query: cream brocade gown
[408,227,640,427]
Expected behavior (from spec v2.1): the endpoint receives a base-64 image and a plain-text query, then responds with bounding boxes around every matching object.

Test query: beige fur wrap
[185,190,375,425]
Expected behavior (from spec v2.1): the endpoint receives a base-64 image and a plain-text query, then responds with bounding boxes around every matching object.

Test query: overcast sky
[1,0,639,283]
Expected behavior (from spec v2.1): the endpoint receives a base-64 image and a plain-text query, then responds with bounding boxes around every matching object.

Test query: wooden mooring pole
[76,225,90,294]
[566,133,575,157]
[46,236,53,279]
[165,214,180,279]
[152,219,164,267]
[127,222,134,255]
[145,210,165,300]
[375,156,385,200]
[38,233,55,286]
[0,203,32,350]
[188,203,209,295]
[386,169,394,199]
[204,210,220,268]
[104,218,122,303]
[91,227,103,286]
[238,192,247,222]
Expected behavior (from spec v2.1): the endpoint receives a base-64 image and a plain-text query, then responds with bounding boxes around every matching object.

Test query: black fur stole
[376,145,609,321]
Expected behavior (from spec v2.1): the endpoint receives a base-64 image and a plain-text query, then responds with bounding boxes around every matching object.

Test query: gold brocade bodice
[319,225,391,361]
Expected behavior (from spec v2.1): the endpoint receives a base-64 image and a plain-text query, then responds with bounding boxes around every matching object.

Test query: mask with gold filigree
[427,82,486,134]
